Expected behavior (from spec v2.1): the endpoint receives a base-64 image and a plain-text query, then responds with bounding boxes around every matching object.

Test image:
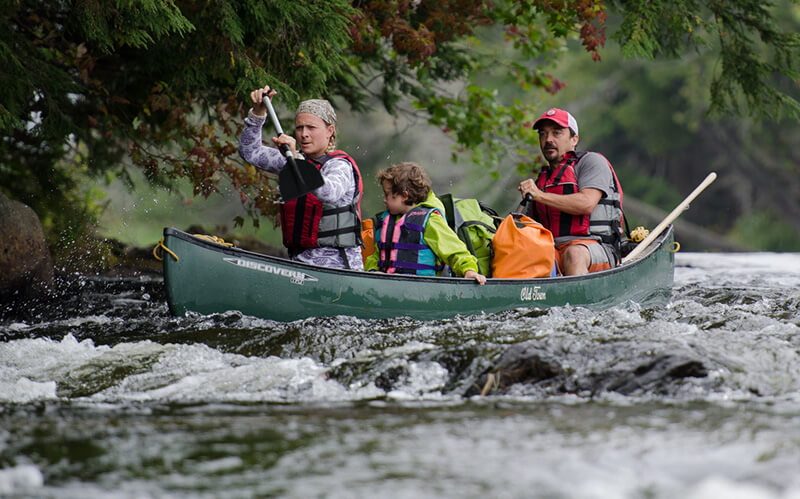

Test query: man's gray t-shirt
[575,152,614,198]
[553,151,617,255]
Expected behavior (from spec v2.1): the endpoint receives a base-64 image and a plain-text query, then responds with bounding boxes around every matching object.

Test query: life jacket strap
[383,260,444,272]
[317,225,360,239]
[376,242,428,251]
[338,247,351,270]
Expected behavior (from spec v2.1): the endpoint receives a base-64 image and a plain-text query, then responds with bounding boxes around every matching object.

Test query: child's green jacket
[364,191,480,277]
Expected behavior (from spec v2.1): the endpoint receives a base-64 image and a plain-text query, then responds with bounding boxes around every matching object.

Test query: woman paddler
[239,86,363,269]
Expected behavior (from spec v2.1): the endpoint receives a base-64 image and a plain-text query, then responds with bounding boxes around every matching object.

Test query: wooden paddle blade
[278,158,325,201]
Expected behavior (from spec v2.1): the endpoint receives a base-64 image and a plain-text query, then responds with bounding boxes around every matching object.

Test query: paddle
[263,96,324,201]
[622,172,717,264]
[515,194,534,214]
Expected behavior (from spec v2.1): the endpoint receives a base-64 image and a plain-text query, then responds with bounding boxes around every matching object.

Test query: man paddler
[518,108,625,276]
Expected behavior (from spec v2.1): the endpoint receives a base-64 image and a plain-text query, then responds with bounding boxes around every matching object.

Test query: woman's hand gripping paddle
[263,97,324,201]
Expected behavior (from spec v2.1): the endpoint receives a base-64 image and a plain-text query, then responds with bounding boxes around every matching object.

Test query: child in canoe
[364,162,486,285]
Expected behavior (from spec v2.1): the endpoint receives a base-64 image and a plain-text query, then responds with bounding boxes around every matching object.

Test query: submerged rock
[584,350,709,396]
[0,193,53,300]
[467,340,710,398]
[466,342,565,396]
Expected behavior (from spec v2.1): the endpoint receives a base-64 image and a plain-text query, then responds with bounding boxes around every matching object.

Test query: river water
[1,252,799,498]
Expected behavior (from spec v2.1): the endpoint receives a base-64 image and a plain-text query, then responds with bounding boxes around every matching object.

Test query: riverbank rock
[0,193,54,299]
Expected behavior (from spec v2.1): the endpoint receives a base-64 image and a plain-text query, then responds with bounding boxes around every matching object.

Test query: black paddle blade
[278,157,325,201]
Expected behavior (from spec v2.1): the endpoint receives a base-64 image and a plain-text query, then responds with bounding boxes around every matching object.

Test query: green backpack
[439,193,500,276]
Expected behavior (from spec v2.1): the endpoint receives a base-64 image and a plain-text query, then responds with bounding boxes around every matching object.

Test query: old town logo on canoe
[520,286,546,301]
[223,257,318,285]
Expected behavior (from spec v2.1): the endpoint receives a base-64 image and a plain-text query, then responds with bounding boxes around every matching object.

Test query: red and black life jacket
[279,151,363,251]
[531,150,624,247]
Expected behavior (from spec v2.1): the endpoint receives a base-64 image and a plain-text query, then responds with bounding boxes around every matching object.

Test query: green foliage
[1,0,358,237]
[729,210,800,251]
[611,0,800,120]
[1,0,799,246]
[619,171,684,211]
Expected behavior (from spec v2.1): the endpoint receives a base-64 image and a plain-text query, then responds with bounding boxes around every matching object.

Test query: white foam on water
[385,360,450,401]
[686,475,800,499]
[0,377,56,403]
[676,252,800,288]
[90,341,392,403]
[0,334,169,403]
[1,334,100,402]
[0,464,44,495]
[62,314,124,328]
[0,333,386,404]
[383,340,437,356]
[334,340,438,368]
[190,456,244,474]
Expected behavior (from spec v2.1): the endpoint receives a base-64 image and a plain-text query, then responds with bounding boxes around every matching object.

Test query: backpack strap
[438,193,457,230]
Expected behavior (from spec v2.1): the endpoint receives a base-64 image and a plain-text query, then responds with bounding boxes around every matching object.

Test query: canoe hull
[162,227,674,322]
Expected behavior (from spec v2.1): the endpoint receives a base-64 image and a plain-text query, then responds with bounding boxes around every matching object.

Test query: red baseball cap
[533,108,579,136]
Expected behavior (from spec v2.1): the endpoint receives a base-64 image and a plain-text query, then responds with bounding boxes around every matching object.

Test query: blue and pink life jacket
[376,206,444,276]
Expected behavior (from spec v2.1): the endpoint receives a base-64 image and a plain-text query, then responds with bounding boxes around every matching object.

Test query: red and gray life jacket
[376,206,444,276]
[531,150,624,248]
[279,151,363,252]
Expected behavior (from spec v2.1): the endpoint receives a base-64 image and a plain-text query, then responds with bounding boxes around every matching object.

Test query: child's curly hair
[376,162,432,206]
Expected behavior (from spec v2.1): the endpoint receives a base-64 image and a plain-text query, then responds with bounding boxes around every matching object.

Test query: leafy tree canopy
[2,0,799,235]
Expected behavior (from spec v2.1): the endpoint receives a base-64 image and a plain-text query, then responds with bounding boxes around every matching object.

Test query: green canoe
[161,226,675,322]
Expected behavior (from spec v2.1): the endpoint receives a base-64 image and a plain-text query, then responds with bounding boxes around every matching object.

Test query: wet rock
[0,193,53,300]
[595,352,708,396]
[568,343,710,397]
[467,340,711,398]
[467,342,564,396]
[374,365,408,391]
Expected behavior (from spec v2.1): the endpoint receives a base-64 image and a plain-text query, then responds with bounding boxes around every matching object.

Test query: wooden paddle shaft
[622,172,717,264]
